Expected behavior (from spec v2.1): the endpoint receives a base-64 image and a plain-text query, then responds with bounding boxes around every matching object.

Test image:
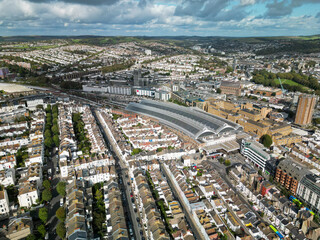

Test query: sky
[0,0,319,37]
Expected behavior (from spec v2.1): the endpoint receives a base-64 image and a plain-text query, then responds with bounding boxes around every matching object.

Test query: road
[93,108,142,240]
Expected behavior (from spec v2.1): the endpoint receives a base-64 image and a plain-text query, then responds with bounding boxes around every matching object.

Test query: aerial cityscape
[0,1,320,240]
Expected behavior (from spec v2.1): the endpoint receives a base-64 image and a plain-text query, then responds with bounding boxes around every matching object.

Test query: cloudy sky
[0,0,319,37]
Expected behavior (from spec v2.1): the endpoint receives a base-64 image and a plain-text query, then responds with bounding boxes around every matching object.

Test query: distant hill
[0,34,319,54]
[0,34,319,43]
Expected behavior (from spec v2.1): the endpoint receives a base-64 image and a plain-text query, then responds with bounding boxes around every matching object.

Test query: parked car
[60,198,64,207]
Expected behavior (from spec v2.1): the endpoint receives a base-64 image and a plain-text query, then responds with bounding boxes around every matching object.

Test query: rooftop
[126,100,242,142]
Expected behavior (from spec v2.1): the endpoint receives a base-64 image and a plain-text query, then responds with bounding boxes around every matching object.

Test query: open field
[274,78,309,91]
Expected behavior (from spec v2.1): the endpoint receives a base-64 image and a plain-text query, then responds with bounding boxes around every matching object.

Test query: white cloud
[240,0,255,6]
[0,0,318,36]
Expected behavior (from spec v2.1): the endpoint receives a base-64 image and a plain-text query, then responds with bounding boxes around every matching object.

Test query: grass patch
[274,78,309,90]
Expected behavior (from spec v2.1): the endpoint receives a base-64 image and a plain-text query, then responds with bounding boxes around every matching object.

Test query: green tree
[43,180,51,190]
[56,222,66,239]
[52,112,58,120]
[224,159,231,166]
[261,134,273,148]
[37,224,46,237]
[44,129,52,139]
[45,104,51,113]
[57,182,66,197]
[56,207,66,221]
[52,125,59,135]
[131,148,142,155]
[52,104,58,114]
[42,189,52,202]
[226,66,233,73]
[26,234,36,240]
[53,118,58,125]
[216,88,222,94]
[156,148,163,152]
[44,138,53,148]
[53,135,60,147]
[38,208,48,224]
[95,189,103,202]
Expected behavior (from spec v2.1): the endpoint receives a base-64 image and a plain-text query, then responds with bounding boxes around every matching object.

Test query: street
[93,108,143,240]
[209,160,268,224]
[46,151,62,240]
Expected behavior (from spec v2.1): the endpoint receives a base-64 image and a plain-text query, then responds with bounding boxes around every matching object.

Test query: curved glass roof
[126,100,242,140]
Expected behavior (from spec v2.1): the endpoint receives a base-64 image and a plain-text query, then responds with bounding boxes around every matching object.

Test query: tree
[53,135,60,147]
[56,207,66,221]
[43,180,51,190]
[218,157,224,164]
[37,224,46,237]
[44,129,52,139]
[224,159,231,166]
[45,105,51,113]
[44,138,53,148]
[26,234,36,240]
[57,182,66,197]
[131,148,142,155]
[56,222,66,239]
[51,125,59,135]
[42,189,52,202]
[52,105,58,114]
[39,208,48,224]
[156,148,163,152]
[226,66,233,73]
[261,134,273,148]
[216,88,222,94]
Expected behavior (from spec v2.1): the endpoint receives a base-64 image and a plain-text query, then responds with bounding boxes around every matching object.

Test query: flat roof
[0,83,32,93]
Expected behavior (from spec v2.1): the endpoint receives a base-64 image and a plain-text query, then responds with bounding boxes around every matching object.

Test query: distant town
[0,35,319,240]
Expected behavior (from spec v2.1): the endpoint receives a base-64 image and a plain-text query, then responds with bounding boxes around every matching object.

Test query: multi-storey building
[295,94,318,126]
[275,159,309,195]
[240,139,270,171]
[220,81,241,96]
[297,174,320,214]
[17,181,39,208]
[0,189,10,218]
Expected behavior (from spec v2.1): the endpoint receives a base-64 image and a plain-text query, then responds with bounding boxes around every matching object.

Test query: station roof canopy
[126,100,242,141]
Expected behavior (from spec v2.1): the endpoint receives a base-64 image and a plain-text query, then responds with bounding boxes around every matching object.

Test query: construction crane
[278,77,286,94]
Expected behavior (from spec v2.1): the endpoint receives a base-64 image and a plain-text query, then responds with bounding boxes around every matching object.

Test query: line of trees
[41,179,52,203]
[101,61,134,73]
[56,181,67,239]
[72,113,91,154]
[44,104,59,156]
[60,81,82,90]
[56,207,66,239]
[146,171,173,235]
[92,183,106,238]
